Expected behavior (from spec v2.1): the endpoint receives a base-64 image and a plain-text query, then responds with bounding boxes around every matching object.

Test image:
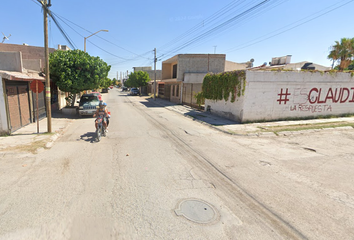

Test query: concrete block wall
[0,52,22,72]
[177,54,225,81]
[0,43,55,64]
[205,70,354,123]
[23,59,41,71]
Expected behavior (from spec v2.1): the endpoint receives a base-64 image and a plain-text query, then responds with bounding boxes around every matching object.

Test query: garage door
[6,85,31,132]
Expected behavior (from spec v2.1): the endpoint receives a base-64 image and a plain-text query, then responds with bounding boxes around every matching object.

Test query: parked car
[91,92,102,101]
[109,85,114,89]
[122,86,128,92]
[130,87,140,96]
[101,88,109,93]
[77,94,100,116]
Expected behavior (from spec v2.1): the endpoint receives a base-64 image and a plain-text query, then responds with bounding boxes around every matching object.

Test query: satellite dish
[1,32,11,43]
[250,58,254,62]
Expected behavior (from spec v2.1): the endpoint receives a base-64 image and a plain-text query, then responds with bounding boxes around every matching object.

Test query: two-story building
[160,54,248,106]
[0,43,67,134]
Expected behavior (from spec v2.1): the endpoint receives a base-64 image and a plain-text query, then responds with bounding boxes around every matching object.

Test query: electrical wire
[34,0,77,49]
[31,0,151,62]
[158,0,276,60]
[176,0,289,54]
[51,12,151,60]
[224,0,354,53]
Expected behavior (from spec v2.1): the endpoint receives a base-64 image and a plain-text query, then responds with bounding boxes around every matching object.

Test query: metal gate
[6,85,31,132]
[32,91,46,122]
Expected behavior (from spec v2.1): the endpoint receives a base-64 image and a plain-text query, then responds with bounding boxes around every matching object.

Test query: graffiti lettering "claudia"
[308,88,354,104]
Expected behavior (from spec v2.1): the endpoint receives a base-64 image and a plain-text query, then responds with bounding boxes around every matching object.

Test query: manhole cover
[175,199,218,224]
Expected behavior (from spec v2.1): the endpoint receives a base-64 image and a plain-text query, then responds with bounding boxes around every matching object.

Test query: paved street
[1,88,354,239]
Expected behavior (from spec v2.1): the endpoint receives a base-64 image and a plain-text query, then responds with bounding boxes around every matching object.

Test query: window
[172,64,177,78]
[176,85,179,97]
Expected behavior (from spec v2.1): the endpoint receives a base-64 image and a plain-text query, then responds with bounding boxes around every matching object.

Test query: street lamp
[84,29,108,52]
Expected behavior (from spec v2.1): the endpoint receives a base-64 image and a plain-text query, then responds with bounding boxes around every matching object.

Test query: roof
[0,70,45,81]
[162,54,226,64]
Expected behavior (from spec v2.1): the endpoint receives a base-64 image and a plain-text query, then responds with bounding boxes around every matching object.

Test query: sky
[1,0,353,79]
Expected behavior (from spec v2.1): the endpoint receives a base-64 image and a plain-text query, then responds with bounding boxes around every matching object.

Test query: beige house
[161,54,248,106]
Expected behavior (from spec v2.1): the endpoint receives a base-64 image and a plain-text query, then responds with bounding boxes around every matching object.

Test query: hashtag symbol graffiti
[277,88,291,105]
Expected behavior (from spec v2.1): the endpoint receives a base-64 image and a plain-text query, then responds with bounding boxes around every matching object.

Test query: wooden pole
[43,0,52,133]
[36,81,39,133]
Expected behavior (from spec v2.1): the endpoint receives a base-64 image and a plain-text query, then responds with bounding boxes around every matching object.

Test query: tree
[49,49,111,105]
[328,38,354,70]
[348,61,354,70]
[125,71,150,89]
[100,77,112,89]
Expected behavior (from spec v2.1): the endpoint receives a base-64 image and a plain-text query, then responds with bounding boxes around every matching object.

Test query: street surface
[0,88,354,239]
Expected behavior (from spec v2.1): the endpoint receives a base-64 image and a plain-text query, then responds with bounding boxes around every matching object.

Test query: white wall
[0,77,9,134]
[184,73,207,84]
[206,71,354,123]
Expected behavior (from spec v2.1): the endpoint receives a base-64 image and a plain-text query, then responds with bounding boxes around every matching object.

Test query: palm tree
[328,38,354,70]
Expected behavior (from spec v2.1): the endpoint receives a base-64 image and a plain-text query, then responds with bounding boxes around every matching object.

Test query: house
[132,66,162,95]
[160,54,249,106]
[251,55,331,71]
[0,50,47,134]
[0,43,70,134]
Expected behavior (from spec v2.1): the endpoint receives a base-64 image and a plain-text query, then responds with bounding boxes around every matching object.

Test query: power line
[31,0,152,62]
[158,0,275,60]
[224,0,354,53]
[34,0,77,49]
[157,0,245,51]
[50,12,150,60]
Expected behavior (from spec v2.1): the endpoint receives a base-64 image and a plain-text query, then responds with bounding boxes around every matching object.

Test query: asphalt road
[0,88,353,239]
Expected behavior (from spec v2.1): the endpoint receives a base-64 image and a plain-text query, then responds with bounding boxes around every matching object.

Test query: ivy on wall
[200,70,246,103]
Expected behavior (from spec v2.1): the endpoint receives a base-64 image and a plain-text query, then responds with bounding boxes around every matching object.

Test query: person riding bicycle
[93,101,108,131]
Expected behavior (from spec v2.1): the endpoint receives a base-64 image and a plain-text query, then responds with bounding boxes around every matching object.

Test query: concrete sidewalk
[148,97,354,136]
[0,110,74,156]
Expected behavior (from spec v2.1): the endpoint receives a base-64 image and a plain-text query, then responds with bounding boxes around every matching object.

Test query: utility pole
[153,48,157,100]
[43,0,52,133]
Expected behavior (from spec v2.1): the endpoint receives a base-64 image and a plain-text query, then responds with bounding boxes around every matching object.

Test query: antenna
[1,32,11,43]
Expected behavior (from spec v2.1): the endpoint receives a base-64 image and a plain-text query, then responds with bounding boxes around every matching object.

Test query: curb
[152,99,354,137]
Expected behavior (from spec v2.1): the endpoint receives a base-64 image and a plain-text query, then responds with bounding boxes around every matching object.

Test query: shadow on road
[140,97,240,126]
[80,132,97,143]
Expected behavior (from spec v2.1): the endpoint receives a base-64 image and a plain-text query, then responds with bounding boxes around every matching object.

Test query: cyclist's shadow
[80,132,97,143]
